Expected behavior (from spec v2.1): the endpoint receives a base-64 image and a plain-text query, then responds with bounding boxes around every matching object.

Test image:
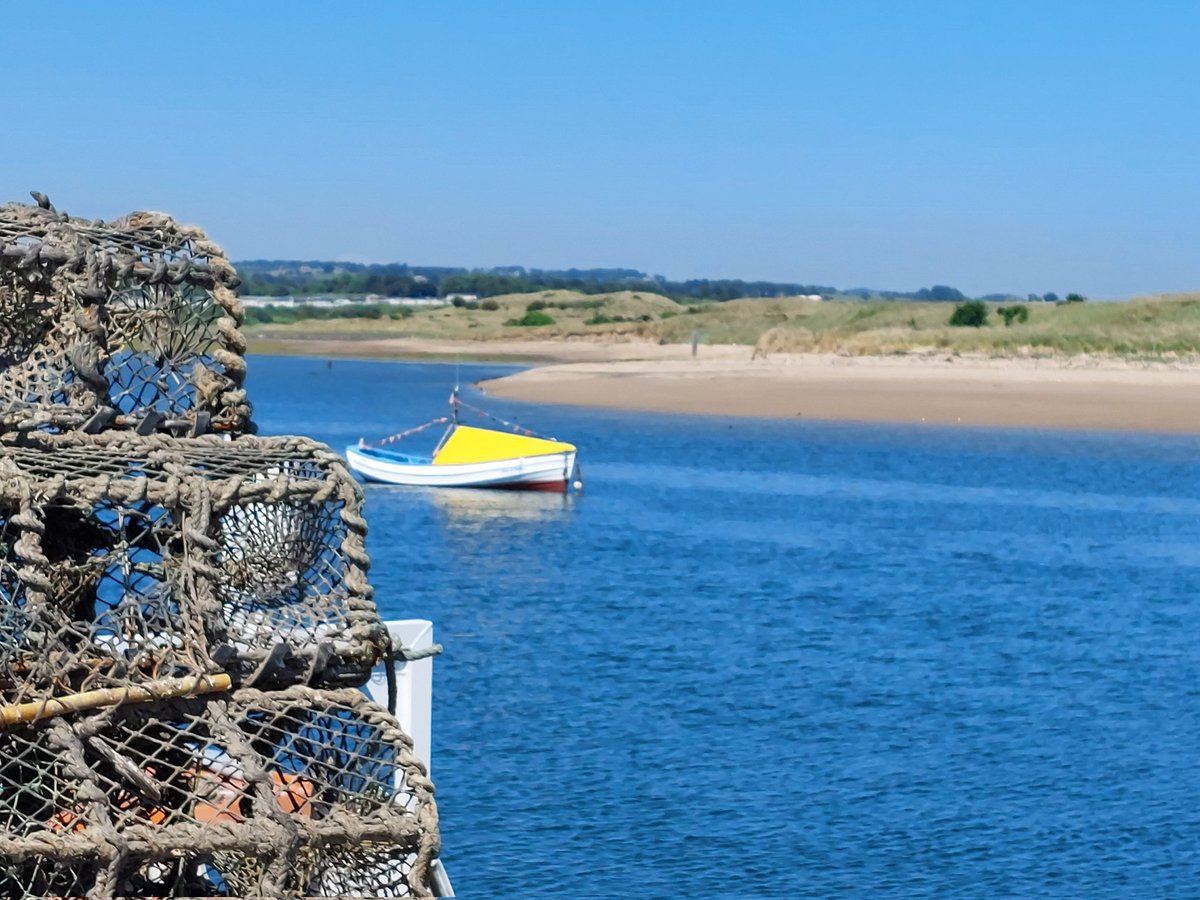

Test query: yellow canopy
[432,424,576,466]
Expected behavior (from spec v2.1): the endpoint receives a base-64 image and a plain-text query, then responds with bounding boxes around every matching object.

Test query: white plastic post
[363,619,453,895]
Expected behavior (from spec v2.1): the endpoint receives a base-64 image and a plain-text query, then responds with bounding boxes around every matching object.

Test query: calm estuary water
[250,355,1200,898]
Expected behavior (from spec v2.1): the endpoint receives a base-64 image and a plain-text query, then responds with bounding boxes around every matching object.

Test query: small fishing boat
[346,391,580,492]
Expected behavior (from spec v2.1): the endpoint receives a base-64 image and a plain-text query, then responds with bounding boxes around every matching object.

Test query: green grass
[240,291,1200,359]
[506,310,556,327]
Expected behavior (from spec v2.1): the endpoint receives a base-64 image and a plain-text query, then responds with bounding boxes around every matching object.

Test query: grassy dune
[243,290,1200,359]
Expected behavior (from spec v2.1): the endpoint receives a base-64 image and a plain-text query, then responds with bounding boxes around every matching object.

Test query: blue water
[250,355,1200,898]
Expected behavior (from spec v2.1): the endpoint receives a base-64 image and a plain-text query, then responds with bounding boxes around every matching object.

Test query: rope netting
[0,196,250,435]
[0,196,442,898]
[0,688,437,897]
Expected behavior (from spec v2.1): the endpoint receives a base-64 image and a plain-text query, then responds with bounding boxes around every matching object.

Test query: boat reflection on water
[425,486,578,531]
[357,483,581,586]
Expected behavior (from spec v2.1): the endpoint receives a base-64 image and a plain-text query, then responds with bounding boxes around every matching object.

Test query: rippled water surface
[251,356,1200,898]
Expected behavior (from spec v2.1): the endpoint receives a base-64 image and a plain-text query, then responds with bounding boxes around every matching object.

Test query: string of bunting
[453,395,558,440]
[361,417,451,448]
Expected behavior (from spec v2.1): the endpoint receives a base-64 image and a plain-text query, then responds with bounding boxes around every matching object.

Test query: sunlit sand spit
[246,334,1200,433]
[480,352,1200,433]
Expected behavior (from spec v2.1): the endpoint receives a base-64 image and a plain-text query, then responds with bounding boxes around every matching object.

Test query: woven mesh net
[0,196,442,898]
[0,198,250,435]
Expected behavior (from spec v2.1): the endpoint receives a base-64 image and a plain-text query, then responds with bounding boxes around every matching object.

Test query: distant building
[239,295,448,308]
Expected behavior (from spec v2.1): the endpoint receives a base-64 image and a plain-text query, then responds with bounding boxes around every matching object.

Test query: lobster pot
[202,436,386,687]
[211,457,382,688]
[0,194,445,897]
[0,491,214,706]
[0,687,439,898]
[233,686,441,897]
[0,200,250,435]
[0,432,387,695]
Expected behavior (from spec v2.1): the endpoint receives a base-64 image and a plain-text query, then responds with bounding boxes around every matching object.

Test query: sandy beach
[479,350,1200,433]
[247,335,1200,432]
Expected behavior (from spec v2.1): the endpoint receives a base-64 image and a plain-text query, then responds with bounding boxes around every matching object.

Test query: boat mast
[452,362,461,425]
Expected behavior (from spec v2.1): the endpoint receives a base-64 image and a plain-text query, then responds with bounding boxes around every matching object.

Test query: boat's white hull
[346,445,577,492]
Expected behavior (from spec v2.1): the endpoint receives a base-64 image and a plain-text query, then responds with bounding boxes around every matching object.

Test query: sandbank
[246,335,1200,433]
[479,352,1200,433]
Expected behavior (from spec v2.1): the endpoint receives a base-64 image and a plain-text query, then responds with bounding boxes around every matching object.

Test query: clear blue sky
[4,1,1197,297]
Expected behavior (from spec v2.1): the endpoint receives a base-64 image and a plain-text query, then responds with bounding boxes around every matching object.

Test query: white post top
[364,619,436,774]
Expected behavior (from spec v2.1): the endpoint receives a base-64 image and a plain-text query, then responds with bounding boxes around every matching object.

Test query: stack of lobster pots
[0,196,440,897]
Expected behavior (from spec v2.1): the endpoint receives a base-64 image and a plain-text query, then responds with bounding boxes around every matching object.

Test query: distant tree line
[842,284,968,301]
[234,260,836,302]
[234,260,1078,305]
[242,303,415,324]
